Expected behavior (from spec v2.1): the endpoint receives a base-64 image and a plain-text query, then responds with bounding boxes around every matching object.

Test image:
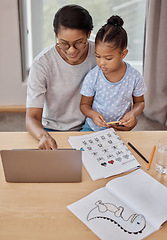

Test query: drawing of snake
[87,200,146,234]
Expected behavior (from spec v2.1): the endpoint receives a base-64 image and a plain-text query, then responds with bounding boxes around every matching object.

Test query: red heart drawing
[108,160,114,164]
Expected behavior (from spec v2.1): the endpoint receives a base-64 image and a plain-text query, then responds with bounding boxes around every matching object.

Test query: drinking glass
[156,138,167,174]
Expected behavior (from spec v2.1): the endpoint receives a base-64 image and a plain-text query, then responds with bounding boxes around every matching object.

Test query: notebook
[0,149,82,183]
[68,169,167,240]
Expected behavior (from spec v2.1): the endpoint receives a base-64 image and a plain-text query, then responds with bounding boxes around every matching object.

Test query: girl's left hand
[108,112,138,131]
[119,112,137,127]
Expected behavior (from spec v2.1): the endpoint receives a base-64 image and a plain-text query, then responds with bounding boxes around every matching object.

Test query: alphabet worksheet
[69,128,140,180]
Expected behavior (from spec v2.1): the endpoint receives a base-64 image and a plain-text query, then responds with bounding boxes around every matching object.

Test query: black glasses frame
[57,41,87,50]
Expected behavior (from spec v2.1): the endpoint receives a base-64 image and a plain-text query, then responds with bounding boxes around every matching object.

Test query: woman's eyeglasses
[57,41,87,51]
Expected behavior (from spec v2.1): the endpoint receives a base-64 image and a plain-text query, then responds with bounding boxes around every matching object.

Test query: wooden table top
[0,131,167,240]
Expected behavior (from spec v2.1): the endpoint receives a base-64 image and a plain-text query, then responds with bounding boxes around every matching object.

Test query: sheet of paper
[106,169,167,229]
[69,128,140,180]
[68,184,157,240]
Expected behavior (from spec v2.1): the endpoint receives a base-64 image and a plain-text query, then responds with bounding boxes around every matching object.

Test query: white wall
[0,0,27,106]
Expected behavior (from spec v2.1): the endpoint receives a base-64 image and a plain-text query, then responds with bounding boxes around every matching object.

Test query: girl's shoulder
[83,65,100,87]
[86,65,100,76]
[125,62,142,78]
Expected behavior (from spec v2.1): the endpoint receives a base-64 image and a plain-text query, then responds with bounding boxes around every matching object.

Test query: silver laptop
[0,149,82,183]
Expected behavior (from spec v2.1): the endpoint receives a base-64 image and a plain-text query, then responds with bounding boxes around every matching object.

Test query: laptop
[0,149,82,183]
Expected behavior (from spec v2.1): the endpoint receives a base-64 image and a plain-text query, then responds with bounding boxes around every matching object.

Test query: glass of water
[156,138,167,174]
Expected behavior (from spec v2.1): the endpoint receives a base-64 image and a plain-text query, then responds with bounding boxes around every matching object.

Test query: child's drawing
[87,200,146,234]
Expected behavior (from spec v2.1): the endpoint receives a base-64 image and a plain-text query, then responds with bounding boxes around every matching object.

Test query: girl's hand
[108,112,138,131]
[92,112,108,128]
[120,111,137,128]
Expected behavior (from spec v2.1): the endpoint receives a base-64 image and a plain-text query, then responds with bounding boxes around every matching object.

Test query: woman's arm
[26,108,58,149]
[80,95,108,128]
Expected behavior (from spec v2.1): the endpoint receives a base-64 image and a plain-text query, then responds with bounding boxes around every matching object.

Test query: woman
[26,5,96,149]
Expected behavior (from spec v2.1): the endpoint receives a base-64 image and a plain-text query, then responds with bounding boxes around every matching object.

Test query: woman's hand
[38,133,58,150]
[26,108,58,149]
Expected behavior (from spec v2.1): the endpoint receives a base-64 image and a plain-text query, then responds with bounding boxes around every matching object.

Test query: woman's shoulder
[32,44,56,64]
[88,40,95,55]
[88,39,95,48]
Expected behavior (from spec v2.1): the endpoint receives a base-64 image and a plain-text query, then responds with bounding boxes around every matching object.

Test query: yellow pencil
[147,145,156,170]
[107,121,120,124]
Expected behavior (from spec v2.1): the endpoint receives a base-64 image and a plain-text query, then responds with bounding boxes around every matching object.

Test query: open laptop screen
[0,149,82,183]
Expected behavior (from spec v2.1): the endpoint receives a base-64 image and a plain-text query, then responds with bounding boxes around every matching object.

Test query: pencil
[107,121,120,124]
[127,142,149,164]
[147,145,156,170]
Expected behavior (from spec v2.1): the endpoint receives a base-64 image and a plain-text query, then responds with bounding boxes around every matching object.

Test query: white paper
[68,170,166,240]
[69,128,140,180]
[106,169,167,229]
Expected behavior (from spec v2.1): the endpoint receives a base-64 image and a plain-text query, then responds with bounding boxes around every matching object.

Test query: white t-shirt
[26,41,96,130]
[80,63,147,131]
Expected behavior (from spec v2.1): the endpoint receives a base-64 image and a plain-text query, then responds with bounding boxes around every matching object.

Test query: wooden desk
[0,131,167,240]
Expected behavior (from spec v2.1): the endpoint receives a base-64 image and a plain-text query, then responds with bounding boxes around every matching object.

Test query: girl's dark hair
[53,4,93,35]
[95,15,127,51]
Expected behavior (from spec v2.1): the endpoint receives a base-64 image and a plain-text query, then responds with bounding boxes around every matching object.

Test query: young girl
[80,15,146,131]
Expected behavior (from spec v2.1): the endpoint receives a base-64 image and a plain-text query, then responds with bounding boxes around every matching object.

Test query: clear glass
[156,138,167,174]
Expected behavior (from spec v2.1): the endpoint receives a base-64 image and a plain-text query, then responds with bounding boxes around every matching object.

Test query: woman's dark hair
[95,15,127,51]
[53,4,93,35]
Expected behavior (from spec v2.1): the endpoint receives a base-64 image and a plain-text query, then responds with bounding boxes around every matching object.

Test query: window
[43,0,146,73]
[19,0,146,79]
[18,0,43,81]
